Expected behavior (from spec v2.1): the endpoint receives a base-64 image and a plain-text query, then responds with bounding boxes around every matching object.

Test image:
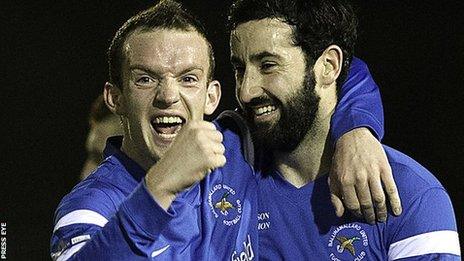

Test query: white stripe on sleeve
[54,241,87,261]
[54,209,108,232]
[388,230,461,260]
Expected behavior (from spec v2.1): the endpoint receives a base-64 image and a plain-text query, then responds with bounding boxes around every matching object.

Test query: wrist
[145,166,177,210]
[338,127,371,142]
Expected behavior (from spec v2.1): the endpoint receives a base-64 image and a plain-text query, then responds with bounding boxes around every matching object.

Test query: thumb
[187,98,204,122]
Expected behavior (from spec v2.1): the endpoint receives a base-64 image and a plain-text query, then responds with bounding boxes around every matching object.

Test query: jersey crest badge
[208,183,242,226]
[328,223,369,260]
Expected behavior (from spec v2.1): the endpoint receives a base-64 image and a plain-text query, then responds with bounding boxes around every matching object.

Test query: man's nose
[154,79,180,108]
[238,69,264,104]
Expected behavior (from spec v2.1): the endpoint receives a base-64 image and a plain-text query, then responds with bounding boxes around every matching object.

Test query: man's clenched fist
[145,120,226,209]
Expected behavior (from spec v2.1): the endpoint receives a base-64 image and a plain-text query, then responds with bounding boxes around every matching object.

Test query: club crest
[208,184,242,226]
[328,223,369,260]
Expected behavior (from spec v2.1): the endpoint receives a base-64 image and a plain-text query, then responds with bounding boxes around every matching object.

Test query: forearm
[328,58,400,221]
[52,183,175,260]
[145,164,178,210]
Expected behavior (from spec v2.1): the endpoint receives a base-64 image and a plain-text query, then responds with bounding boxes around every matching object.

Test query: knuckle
[339,174,355,185]
[220,156,226,165]
[217,132,224,142]
[354,175,368,186]
[193,171,205,181]
[330,194,340,202]
[206,122,216,130]
[369,162,380,172]
[380,164,393,174]
[211,156,226,168]
[366,215,375,222]
[376,209,387,216]
[345,203,359,210]
[365,210,375,216]
[386,186,398,195]
[384,168,393,176]
[218,144,226,154]
[373,196,385,205]
[360,202,372,210]
[206,158,216,169]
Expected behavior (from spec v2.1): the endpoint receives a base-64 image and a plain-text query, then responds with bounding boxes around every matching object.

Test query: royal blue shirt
[257,146,460,260]
[51,57,384,260]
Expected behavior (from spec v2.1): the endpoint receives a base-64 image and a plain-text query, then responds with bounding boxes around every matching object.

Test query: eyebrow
[250,51,282,61]
[178,67,204,76]
[129,65,204,76]
[129,65,158,76]
[231,51,282,65]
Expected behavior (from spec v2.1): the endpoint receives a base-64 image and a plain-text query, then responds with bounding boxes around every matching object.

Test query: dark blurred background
[2,0,463,259]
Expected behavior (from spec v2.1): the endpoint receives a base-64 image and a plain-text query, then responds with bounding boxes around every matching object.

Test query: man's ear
[103,82,125,115]
[315,45,343,86]
[204,80,221,115]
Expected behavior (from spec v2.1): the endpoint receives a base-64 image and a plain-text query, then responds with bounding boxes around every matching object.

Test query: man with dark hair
[229,0,460,259]
[80,95,122,179]
[52,0,401,259]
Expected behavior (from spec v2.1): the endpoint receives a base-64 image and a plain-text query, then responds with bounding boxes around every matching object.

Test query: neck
[118,116,158,171]
[274,120,332,188]
[274,109,334,188]
[121,138,155,171]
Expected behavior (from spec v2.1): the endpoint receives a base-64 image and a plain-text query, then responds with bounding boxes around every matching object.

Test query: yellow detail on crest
[336,236,360,256]
[215,192,235,214]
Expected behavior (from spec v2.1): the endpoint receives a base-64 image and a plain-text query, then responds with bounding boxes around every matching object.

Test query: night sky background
[2,0,463,259]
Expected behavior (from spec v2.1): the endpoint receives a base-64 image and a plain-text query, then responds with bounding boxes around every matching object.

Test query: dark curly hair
[228,0,357,85]
[108,0,215,90]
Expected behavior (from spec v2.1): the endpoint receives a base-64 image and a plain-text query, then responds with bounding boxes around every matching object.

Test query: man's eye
[261,62,277,71]
[182,75,198,84]
[136,76,155,84]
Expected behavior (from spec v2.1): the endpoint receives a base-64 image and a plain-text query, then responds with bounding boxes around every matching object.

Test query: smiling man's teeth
[154,116,183,124]
[152,115,184,139]
[158,133,178,139]
[255,105,277,116]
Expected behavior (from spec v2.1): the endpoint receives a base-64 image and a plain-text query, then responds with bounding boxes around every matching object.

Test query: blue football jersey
[51,57,385,260]
[51,112,259,260]
[257,146,460,260]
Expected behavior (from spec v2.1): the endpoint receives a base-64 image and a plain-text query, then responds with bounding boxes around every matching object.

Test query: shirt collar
[103,136,146,182]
